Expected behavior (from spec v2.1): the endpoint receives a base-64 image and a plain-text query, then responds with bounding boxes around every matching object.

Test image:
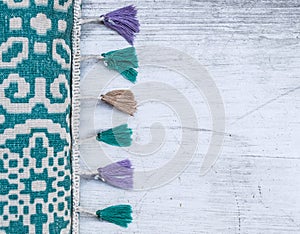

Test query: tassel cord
[79,135,97,143]
[80,95,101,100]
[80,95,136,103]
[77,205,133,227]
[80,95,130,101]
[79,171,99,180]
[80,134,131,144]
[81,90,137,116]
[79,159,133,190]
[81,95,140,108]
[81,55,104,62]
[77,207,97,217]
[80,16,104,25]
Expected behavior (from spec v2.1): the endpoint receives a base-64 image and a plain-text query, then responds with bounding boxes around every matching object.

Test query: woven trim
[71,0,81,233]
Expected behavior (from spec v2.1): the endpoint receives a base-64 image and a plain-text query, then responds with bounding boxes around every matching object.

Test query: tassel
[96,204,133,228]
[96,124,132,147]
[97,159,133,190]
[120,68,138,83]
[101,89,137,116]
[101,47,138,83]
[100,5,140,45]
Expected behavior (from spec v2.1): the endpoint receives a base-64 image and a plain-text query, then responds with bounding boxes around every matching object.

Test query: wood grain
[79,1,300,233]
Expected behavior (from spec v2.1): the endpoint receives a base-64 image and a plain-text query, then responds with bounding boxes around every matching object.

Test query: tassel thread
[96,204,133,228]
[102,47,138,83]
[101,89,137,116]
[96,124,133,147]
[101,5,140,45]
[98,159,133,190]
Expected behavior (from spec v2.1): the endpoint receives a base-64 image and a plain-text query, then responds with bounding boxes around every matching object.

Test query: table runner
[0,0,74,233]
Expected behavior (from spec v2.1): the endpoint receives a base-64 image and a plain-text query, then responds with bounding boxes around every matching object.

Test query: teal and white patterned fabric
[0,0,73,233]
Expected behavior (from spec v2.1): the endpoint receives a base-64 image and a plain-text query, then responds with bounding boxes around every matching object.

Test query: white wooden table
[79,1,300,233]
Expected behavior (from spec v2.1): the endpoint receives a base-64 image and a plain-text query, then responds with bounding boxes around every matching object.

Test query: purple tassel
[97,159,134,190]
[101,5,140,45]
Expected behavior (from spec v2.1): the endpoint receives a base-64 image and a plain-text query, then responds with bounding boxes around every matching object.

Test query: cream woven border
[71,0,81,232]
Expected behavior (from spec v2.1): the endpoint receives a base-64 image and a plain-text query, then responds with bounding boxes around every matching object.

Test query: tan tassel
[101,90,137,116]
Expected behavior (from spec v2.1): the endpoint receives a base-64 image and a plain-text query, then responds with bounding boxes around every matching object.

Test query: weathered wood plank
[79,0,300,233]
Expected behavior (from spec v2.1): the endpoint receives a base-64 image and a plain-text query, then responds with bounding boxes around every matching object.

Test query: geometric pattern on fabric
[0,0,73,233]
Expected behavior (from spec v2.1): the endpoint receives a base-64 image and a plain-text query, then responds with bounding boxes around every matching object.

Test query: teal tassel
[96,205,132,228]
[101,47,138,83]
[120,68,138,83]
[96,124,133,147]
